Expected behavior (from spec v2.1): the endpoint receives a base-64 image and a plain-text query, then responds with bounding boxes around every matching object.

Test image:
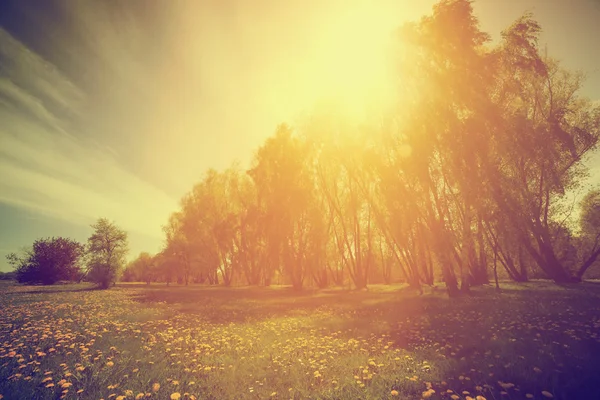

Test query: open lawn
[1,282,599,400]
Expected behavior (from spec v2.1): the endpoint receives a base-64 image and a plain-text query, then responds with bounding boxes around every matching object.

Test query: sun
[304,3,398,120]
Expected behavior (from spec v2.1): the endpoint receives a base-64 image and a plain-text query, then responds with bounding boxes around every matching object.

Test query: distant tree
[5,237,84,285]
[0,271,16,280]
[86,218,128,289]
[124,252,155,284]
[576,190,600,279]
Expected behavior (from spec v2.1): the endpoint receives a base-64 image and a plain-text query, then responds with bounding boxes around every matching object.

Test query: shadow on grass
[128,282,600,399]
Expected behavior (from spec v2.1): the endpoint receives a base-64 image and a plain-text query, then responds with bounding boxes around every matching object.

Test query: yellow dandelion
[152,383,160,392]
[106,361,114,367]
[136,394,144,400]
[391,390,399,396]
[170,393,181,400]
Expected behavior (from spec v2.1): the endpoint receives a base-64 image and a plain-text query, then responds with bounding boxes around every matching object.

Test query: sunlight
[290,3,399,122]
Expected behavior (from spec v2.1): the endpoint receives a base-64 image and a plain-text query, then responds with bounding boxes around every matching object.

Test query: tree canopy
[86,218,129,289]
[6,237,84,285]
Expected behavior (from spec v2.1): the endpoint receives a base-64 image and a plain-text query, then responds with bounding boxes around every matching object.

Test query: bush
[6,237,84,285]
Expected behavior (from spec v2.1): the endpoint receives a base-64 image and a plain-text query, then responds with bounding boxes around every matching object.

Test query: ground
[0,281,599,400]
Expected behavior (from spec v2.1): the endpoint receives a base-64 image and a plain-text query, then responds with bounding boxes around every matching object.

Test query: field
[1,282,599,400]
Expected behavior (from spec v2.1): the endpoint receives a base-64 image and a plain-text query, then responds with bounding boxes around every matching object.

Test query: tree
[6,237,84,285]
[121,252,156,283]
[86,218,128,289]
[575,189,600,279]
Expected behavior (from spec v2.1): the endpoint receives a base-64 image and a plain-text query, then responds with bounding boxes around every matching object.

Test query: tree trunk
[493,244,500,290]
[576,248,600,280]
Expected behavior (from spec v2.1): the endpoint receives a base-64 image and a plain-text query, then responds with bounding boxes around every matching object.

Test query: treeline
[5,218,128,288]
[122,0,600,295]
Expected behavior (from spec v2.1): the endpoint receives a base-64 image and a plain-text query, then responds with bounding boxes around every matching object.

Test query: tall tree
[86,218,128,289]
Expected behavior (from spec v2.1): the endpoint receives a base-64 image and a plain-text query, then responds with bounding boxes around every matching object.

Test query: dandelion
[170,393,181,400]
[106,361,114,367]
[391,390,399,396]
[270,392,277,397]
[136,394,144,400]
[152,383,160,392]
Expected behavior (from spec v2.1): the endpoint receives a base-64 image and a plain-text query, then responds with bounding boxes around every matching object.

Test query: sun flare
[287,3,399,121]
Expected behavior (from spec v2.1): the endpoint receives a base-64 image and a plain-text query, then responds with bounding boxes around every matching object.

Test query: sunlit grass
[1,281,599,399]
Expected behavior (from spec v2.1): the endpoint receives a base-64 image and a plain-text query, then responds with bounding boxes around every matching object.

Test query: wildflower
[391,390,399,396]
[106,361,114,367]
[136,394,144,400]
[170,393,181,400]
[152,383,160,392]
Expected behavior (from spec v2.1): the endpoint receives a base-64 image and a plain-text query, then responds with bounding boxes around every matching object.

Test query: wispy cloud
[0,27,177,240]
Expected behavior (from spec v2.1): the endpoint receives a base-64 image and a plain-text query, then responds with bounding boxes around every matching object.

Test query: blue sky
[1,0,599,272]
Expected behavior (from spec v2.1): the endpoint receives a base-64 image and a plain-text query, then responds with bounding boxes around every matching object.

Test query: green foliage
[86,218,128,289]
[5,237,84,285]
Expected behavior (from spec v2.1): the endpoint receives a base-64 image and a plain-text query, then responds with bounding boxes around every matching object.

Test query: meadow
[1,281,599,400]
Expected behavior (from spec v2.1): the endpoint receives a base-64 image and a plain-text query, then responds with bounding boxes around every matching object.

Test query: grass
[1,281,599,399]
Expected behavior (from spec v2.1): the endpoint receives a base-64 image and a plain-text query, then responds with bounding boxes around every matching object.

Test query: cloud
[0,27,177,240]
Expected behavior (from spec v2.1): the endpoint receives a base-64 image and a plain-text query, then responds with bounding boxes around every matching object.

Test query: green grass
[1,281,599,399]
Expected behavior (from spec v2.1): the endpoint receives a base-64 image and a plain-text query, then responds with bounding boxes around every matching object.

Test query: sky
[1,0,599,272]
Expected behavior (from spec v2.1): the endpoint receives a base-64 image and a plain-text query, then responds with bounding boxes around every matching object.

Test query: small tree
[6,237,84,285]
[86,218,128,289]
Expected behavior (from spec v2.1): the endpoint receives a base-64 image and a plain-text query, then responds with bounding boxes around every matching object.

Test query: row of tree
[6,218,128,288]
[122,1,600,295]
